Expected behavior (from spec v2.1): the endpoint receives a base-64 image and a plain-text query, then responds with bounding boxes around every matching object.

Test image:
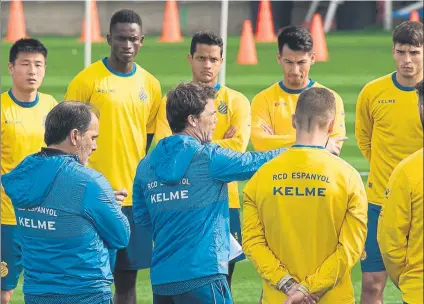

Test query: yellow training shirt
[155,83,251,209]
[378,148,423,304]
[355,72,423,206]
[251,80,346,151]
[242,145,367,304]
[1,90,57,225]
[64,58,162,207]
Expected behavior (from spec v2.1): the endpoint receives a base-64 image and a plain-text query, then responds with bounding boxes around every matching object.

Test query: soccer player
[64,9,162,304]
[355,21,423,303]
[154,31,251,287]
[250,26,347,155]
[243,87,368,304]
[1,38,57,304]
[133,82,283,303]
[377,80,423,304]
[2,101,130,304]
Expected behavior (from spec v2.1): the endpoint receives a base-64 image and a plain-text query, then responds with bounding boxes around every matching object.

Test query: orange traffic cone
[310,14,328,62]
[160,0,183,43]
[237,20,258,65]
[410,10,421,22]
[79,0,103,43]
[256,0,276,42]
[5,0,27,43]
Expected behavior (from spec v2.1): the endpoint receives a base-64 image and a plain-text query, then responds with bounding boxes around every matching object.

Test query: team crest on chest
[218,100,228,114]
[139,86,149,102]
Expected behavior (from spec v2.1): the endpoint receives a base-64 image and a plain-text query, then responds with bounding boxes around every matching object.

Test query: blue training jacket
[2,149,130,301]
[132,135,285,287]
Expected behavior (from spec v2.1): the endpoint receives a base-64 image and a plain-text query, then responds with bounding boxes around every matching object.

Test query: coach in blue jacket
[133,82,285,303]
[2,101,130,304]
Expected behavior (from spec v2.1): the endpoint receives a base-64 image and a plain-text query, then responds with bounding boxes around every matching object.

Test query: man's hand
[261,124,274,135]
[284,291,319,304]
[223,126,237,139]
[114,188,128,205]
[325,136,348,156]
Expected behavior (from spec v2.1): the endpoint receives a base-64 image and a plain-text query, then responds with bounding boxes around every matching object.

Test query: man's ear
[328,119,335,134]
[291,114,296,129]
[187,114,197,127]
[69,129,80,146]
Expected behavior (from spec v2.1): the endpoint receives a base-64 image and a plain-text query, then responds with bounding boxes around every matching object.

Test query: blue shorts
[113,206,153,271]
[360,203,386,273]
[1,224,22,291]
[153,277,232,304]
[229,208,245,263]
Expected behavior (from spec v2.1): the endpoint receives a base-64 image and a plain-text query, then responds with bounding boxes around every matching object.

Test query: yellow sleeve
[330,91,347,143]
[154,96,172,143]
[242,172,292,287]
[355,87,373,162]
[300,170,368,296]
[146,78,162,134]
[251,93,295,151]
[212,95,251,152]
[64,73,93,103]
[377,165,410,287]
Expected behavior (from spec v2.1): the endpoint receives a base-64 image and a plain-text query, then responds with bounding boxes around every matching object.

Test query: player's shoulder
[396,148,423,176]
[252,82,280,102]
[361,72,394,93]
[38,92,58,105]
[70,59,105,83]
[1,91,11,103]
[313,81,342,100]
[135,64,161,87]
[220,85,249,103]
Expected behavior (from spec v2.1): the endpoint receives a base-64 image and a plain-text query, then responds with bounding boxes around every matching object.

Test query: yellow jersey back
[251,80,346,151]
[243,145,367,304]
[64,58,162,207]
[355,72,423,206]
[155,84,251,208]
[1,91,57,225]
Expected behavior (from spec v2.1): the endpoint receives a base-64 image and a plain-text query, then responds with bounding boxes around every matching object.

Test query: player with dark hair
[64,9,162,304]
[250,26,347,156]
[1,38,57,304]
[243,87,367,304]
[377,80,423,304]
[355,21,423,304]
[154,30,251,289]
[134,82,283,303]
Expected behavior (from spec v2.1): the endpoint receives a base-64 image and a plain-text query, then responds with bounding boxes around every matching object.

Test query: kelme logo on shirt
[139,87,149,102]
[1,261,8,277]
[384,188,390,198]
[218,100,228,114]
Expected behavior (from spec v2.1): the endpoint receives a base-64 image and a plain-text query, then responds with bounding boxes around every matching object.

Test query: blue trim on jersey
[391,72,415,92]
[102,57,136,77]
[8,89,39,108]
[214,83,221,91]
[292,144,325,149]
[278,79,315,94]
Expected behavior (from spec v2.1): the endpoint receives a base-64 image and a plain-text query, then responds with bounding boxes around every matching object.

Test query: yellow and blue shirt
[251,80,346,151]
[64,58,162,207]
[355,72,423,206]
[242,145,368,304]
[1,90,57,225]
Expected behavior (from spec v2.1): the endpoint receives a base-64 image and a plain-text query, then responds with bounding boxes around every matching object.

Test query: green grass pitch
[2,32,403,303]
